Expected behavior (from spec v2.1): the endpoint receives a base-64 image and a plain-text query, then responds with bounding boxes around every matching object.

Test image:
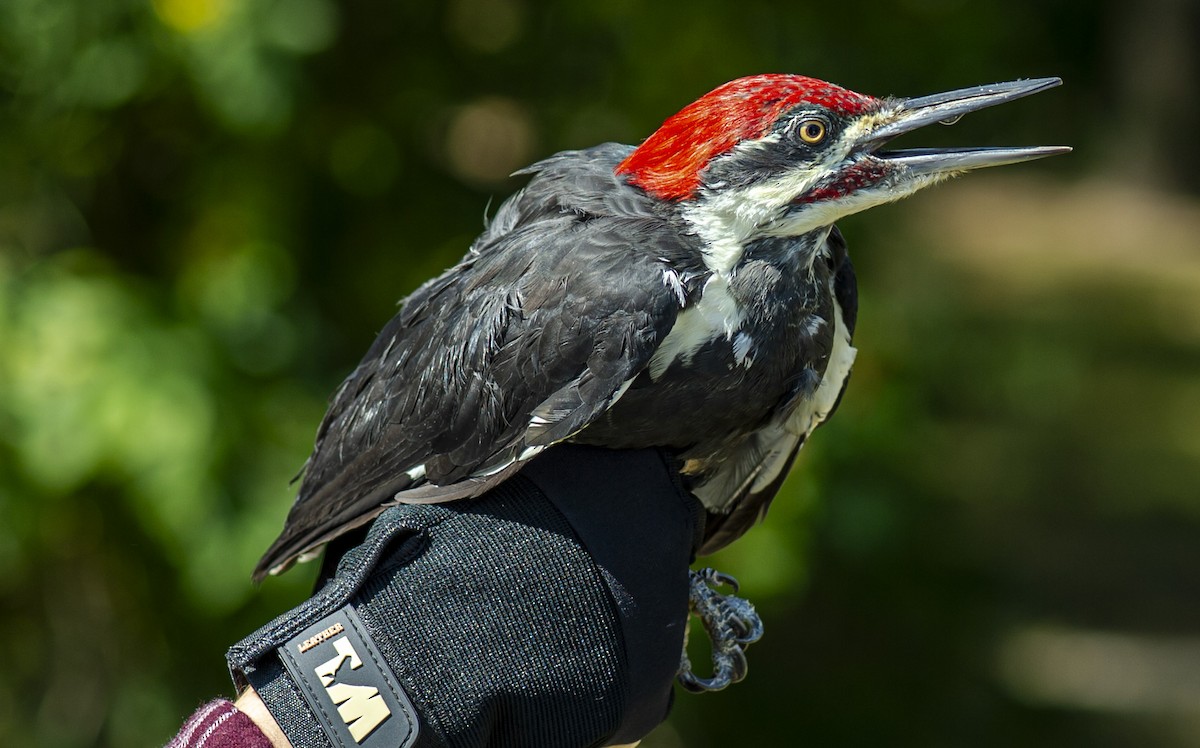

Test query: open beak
[868,78,1071,175]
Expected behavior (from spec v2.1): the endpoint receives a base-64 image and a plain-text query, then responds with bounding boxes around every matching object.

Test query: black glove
[227,444,704,748]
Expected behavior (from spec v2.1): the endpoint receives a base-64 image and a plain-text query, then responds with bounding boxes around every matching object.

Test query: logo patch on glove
[279,605,419,748]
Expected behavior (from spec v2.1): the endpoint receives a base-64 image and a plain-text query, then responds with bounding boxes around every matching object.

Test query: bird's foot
[677,567,764,693]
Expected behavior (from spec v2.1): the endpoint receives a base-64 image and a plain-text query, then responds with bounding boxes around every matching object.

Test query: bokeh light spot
[263,0,338,54]
[445,97,535,185]
[153,0,231,33]
[447,0,524,53]
[63,38,147,109]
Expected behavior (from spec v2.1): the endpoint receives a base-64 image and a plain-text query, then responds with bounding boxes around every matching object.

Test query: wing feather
[254,150,693,580]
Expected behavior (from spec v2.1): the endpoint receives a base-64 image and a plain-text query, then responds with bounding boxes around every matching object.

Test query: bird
[255,74,1068,585]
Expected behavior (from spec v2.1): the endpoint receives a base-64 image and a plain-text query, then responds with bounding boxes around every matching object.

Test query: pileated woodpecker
[256,75,1068,583]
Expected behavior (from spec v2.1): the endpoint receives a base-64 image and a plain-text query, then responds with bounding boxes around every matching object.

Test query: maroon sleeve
[167,699,273,748]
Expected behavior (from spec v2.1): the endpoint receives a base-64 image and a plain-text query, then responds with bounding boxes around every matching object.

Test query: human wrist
[235,687,292,748]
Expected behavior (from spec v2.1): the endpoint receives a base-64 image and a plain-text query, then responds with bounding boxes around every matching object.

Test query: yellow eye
[798,119,827,144]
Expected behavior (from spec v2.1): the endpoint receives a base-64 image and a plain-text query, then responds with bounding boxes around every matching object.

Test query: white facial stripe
[687,103,921,243]
[769,170,953,237]
[686,161,831,265]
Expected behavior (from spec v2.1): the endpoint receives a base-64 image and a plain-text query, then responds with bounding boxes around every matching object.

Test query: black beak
[868,78,1071,175]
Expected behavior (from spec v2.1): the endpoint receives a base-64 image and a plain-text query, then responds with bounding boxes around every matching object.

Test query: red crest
[617,75,879,201]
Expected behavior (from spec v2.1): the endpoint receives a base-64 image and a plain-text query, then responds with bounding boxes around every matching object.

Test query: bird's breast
[647,273,744,379]
[578,271,838,452]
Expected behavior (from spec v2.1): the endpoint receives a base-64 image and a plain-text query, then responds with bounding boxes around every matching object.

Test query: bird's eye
[797,119,827,145]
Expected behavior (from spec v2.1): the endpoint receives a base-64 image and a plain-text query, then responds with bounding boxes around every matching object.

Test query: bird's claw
[677,567,764,693]
[696,566,740,594]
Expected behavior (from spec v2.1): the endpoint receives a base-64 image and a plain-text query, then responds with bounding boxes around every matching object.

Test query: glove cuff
[228,508,432,748]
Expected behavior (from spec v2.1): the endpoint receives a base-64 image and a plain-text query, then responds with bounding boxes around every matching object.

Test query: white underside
[694,297,856,512]
[754,298,856,492]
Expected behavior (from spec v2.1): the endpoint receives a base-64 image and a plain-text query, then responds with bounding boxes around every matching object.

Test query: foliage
[0,1,1197,746]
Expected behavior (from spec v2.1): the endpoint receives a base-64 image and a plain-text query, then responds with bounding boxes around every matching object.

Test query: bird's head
[617,74,1069,242]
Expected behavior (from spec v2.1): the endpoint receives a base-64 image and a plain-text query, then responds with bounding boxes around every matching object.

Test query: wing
[255,153,695,580]
[697,226,859,554]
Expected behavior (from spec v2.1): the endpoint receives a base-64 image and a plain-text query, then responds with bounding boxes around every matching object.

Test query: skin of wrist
[234,685,292,748]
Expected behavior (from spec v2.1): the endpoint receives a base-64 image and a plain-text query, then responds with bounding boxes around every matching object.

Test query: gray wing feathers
[254,146,687,580]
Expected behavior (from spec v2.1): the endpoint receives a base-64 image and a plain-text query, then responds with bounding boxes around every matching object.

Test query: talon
[728,645,748,682]
[698,567,740,593]
[678,668,724,694]
[729,614,751,641]
[677,567,764,692]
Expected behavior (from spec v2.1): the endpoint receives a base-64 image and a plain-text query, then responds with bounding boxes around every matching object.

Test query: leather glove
[227,444,703,748]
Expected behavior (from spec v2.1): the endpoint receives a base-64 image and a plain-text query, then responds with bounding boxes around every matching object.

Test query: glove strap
[228,515,433,748]
[276,604,419,748]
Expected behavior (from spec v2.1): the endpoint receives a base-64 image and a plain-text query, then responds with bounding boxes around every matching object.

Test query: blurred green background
[2,0,1198,745]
